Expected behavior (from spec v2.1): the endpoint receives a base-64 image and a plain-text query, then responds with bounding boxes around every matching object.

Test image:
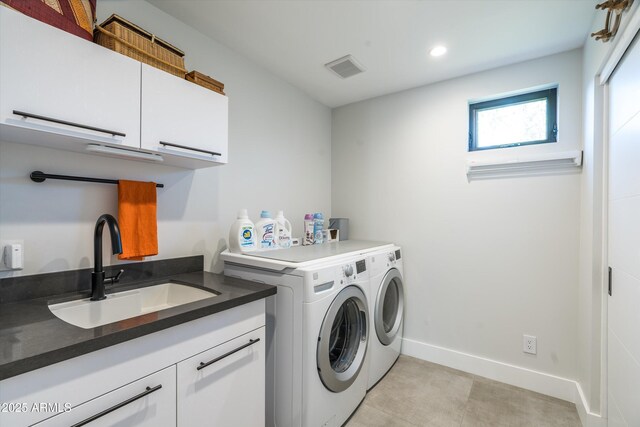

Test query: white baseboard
[401,337,604,426]
[575,382,605,427]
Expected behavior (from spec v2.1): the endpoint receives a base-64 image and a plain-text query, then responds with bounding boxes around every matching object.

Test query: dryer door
[375,268,404,346]
[317,285,369,393]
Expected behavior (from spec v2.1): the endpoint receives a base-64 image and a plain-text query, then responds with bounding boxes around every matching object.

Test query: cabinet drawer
[177,327,265,427]
[35,366,176,427]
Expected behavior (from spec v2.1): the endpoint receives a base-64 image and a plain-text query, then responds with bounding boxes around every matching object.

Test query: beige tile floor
[346,355,581,427]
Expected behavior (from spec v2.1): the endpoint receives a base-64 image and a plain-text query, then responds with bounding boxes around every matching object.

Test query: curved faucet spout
[91,214,123,301]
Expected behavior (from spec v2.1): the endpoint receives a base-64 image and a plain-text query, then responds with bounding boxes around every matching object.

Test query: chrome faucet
[91,214,124,301]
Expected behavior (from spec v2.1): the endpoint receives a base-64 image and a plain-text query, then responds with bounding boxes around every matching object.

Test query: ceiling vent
[325,55,366,79]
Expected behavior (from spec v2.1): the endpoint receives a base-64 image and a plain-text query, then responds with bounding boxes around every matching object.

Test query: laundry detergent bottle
[275,211,292,249]
[303,213,315,245]
[255,210,277,249]
[228,209,256,253]
[313,212,324,244]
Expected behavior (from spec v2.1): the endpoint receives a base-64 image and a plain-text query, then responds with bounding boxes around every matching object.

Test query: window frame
[468,87,558,152]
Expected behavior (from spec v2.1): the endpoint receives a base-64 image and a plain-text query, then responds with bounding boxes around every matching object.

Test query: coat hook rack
[591,0,632,42]
[29,171,164,188]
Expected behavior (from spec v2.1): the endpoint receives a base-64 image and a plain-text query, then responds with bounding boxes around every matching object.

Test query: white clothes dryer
[222,241,392,427]
[366,246,405,390]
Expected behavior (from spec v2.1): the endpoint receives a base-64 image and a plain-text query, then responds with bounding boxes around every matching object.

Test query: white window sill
[466,150,582,180]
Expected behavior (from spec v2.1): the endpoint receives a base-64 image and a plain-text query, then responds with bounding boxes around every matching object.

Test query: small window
[468,87,557,151]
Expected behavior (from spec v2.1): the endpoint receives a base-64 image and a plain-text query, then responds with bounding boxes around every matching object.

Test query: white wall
[0,0,331,278]
[332,50,582,381]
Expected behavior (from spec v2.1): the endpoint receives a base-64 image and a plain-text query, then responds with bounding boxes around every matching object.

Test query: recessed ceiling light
[429,46,447,57]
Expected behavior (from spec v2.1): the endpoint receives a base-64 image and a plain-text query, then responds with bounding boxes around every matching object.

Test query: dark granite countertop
[0,258,276,381]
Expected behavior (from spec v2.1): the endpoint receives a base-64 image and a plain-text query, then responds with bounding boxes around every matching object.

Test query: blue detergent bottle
[313,213,324,244]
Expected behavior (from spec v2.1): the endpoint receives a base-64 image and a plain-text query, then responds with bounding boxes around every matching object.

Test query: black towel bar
[29,171,164,188]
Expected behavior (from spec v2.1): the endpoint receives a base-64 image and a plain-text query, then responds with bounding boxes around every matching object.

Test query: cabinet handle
[70,384,162,427]
[197,338,260,371]
[159,141,221,156]
[13,110,126,137]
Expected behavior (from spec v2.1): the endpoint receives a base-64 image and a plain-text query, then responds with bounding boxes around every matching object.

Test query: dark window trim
[468,87,558,151]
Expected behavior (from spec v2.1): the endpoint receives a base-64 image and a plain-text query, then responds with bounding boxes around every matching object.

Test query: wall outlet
[0,240,24,271]
[523,335,537,355]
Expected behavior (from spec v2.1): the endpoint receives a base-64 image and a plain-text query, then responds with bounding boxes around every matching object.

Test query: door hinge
[608,266,613,296]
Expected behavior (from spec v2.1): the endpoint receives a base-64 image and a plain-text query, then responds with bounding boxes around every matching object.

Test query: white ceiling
[148,0,598,108]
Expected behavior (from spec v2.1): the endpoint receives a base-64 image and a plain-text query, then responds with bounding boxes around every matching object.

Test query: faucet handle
[104,269,125,286]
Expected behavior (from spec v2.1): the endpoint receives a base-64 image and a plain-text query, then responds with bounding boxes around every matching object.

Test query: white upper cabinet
[0,7,228,169]
[142,64,229,164]
[0,7,141,149]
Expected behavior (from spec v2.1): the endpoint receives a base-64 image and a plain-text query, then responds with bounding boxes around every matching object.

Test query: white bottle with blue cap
[228,209,256,253]
[275,210,292,249]
[255,210,277,249]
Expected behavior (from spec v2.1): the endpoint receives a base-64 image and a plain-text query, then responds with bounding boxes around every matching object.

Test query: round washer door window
[375,268,404,346]
[317,285,369,393]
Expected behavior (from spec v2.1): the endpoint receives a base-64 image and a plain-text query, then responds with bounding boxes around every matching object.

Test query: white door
[607,32,640,427]
[141,64,228,163]
[177,327,265,427]
[0,7,141,148]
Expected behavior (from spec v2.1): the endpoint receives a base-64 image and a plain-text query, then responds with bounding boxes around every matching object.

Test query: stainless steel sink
[49,283,217,329]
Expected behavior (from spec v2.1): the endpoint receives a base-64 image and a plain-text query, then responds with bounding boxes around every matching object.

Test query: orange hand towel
[117,180,158,260]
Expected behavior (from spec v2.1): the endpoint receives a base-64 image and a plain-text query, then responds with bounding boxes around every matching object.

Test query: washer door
[317,285,369,393]
[375,268,404,346]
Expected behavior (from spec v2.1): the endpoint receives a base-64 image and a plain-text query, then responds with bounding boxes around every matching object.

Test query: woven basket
[94,14,186,78]
[186,71,225,95]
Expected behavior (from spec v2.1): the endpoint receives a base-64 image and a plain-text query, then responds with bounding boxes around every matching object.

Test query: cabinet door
[0,7,141,148]
[141,64,228,163]
[35,366,176,427]
[177,327,265,427]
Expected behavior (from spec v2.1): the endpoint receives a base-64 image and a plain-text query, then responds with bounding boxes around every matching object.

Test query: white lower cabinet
[0,300,266,427]
[35,366,176,427]
[177,327,266,427]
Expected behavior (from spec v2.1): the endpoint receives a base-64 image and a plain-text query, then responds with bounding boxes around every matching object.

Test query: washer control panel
[342,259,366,282]
[343,264,354,277]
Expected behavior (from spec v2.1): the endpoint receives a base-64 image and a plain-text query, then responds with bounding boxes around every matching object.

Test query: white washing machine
[302,257,370,426]
[366,246,405,390]
[221,241,392,427]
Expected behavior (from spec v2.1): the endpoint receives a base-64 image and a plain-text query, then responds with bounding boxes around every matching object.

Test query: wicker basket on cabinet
[94,14,187,78]
[186,71,226,95]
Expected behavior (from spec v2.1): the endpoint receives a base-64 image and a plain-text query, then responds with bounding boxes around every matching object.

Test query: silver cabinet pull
[159,141,221,156]
[13,110,126,137]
